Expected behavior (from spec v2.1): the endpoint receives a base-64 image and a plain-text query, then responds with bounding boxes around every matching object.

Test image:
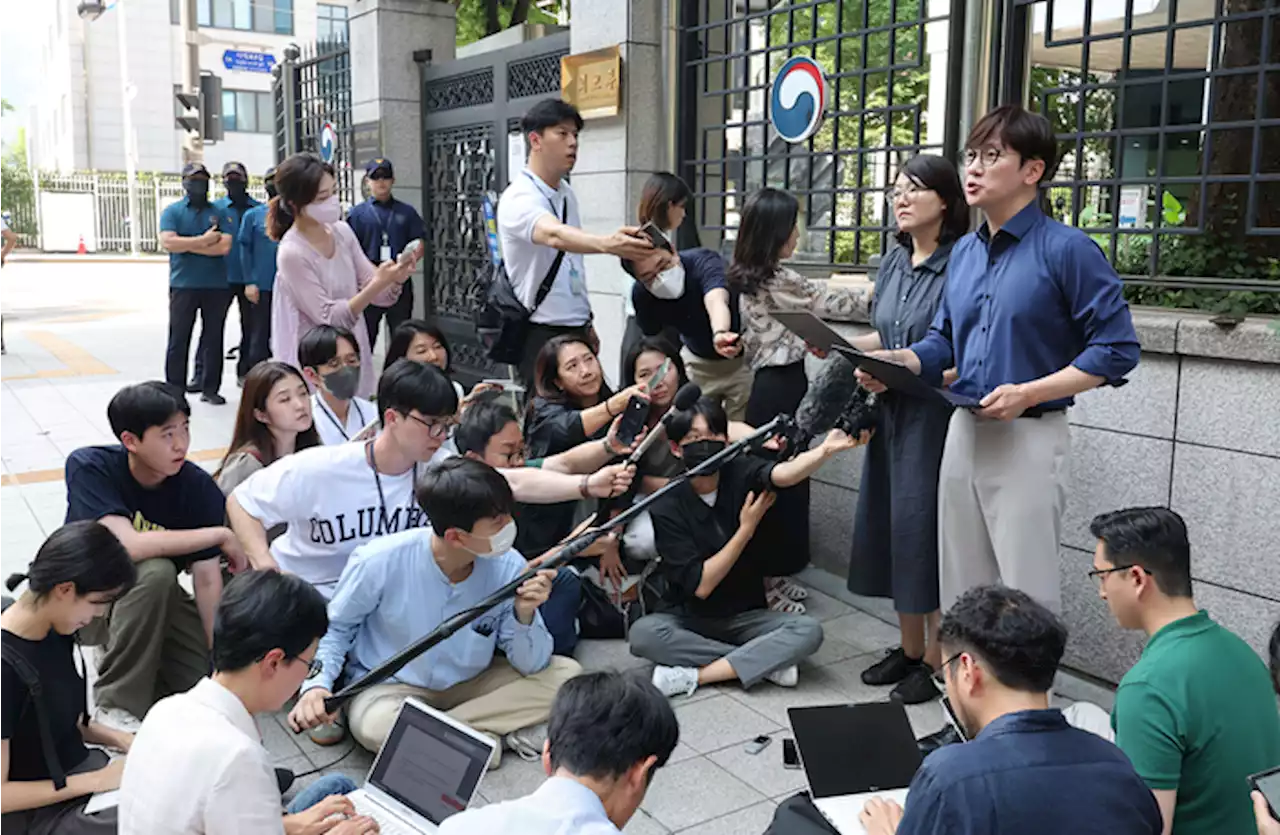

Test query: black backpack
[475,201,567,365]
[1,596,73,791]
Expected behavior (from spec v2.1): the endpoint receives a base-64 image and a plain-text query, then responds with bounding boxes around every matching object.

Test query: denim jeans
[285,774,359,815]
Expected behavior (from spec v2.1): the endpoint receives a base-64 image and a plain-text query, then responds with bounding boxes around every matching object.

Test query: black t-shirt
[648,454,776,619]
[1,629,91,782]
[64,445,226,568]
[517,399,611,559]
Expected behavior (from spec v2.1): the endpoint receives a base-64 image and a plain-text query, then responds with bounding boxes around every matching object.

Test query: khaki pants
[95,558,210,719]
[681,348,752,422]
[347,656,581,753]
[937,409,1070,613]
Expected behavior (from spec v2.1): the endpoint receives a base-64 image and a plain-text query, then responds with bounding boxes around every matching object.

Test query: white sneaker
[651,665,699,698]
[503,723,547,762]
[93,705,142,734]
[765,665,799,688]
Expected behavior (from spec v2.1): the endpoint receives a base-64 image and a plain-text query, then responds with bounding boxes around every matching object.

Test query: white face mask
[646,248,686,300]
[305,194,342,224]
[464,519,518,557]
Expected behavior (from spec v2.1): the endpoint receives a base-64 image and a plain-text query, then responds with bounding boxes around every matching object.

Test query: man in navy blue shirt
[857,105,1140,614]
[766,585,1162,835]
[345,158,426,349]
[160,162,234,405]
[626,247,751,420]
[210,161,262,385]
[234,166,278,374]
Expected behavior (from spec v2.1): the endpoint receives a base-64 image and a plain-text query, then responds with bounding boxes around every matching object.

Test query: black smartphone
[639,221,674,253]
[782,737,800,769]
[614,396,650,447]
[1251,764,1280,821]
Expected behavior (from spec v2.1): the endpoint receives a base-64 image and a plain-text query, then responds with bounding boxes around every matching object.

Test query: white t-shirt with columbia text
[497,169,590,326]
[232,441,447,597]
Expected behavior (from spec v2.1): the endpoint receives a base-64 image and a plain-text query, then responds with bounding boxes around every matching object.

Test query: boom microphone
[624,382,702,466]
[793,354,880,449]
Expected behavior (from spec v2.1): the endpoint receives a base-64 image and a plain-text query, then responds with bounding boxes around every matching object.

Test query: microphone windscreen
[795,354,858,439]
[673,382,702,411]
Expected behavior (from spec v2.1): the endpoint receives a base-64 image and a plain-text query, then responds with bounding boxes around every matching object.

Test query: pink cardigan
[270,221,400,399]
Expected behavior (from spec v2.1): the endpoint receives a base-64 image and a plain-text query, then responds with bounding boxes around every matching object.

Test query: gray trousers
[938,409,1071,613]
[629,609,824,688]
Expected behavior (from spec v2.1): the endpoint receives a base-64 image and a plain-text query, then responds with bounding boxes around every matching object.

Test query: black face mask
[265,182,278,199]
[225,180,249,203]
[681,439,727,473]
[184,179,209,205]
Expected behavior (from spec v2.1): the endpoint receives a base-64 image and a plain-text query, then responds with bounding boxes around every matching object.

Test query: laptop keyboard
[349,794,423,835]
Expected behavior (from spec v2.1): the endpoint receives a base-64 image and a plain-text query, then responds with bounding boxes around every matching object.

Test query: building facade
[31,0,351,175]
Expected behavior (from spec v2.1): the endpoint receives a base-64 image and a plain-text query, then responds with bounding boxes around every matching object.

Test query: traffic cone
[77,235,87,255]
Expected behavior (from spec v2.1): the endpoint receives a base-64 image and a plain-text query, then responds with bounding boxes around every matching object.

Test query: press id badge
[379,234,391,263]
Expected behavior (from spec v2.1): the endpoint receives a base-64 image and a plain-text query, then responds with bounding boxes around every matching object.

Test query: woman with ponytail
[1,521,137,833]
[267,153,422,399]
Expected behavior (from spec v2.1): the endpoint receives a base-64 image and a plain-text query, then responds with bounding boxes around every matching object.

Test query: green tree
[1,102,36,238]
[455,0,566,47]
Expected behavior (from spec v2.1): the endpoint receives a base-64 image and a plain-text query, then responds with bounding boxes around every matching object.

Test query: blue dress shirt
[236,204,278,292]
[345,197,426,265]
[437,776,619,835]
[211,195,260,286]
[305,529,552,694]
[896,709,1162,835]
[911,201,1140,409]
[158,197,232,290]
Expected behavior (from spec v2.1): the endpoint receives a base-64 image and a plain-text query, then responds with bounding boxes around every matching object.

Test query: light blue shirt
[438,776,619,835]
[304,528,552,694]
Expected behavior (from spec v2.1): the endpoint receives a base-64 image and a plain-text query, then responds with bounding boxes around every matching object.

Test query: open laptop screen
[789,702,921,798]
[369,704,493,824]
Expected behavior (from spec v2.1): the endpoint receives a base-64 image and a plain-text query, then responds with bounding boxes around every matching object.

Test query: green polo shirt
[159,197,232,290]
[1112,610,1280,835]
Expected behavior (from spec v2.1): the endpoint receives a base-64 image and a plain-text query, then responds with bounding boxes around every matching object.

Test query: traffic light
[175,88,201,135]
[200,73,224,143]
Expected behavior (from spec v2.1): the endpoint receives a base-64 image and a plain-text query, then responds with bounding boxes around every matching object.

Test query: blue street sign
[222,50,276,74]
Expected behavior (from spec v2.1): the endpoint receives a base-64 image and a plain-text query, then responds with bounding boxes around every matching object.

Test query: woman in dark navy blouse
[847,154,969,705]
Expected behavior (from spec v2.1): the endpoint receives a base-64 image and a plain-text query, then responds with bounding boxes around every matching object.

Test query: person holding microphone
[266,153,419,400]
[855,105,1140,615]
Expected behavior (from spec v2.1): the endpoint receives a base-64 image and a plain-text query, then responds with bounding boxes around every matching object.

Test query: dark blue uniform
[160,194,234,398]
[345,196,425,347]
[235,202,276,372]
[208,194,261,380]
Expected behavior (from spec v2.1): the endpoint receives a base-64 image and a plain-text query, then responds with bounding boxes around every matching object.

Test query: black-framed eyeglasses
[960,147,1007,169]
[293,656,323,679]
[1087,564,1152,590]
[407,413,457,438]
[942,650,965,671]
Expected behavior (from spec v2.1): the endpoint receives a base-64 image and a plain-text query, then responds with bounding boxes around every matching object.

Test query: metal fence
[272,37,357,207]
[9,173,268,254]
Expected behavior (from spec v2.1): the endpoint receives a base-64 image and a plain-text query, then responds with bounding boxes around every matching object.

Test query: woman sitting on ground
[382,319,466,401]
[1,521,137,834]
[213,361,321,496]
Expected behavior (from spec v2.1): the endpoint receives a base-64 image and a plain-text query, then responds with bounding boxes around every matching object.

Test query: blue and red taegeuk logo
[769,56,827,144]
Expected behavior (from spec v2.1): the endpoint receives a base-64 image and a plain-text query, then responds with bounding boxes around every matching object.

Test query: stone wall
[808,278,1280,683]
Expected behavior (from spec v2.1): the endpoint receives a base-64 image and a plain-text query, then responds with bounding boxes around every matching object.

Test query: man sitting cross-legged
[65,381,246,732]
[629,396,865,697]
[119,570,374,834]
[287,457,581,767]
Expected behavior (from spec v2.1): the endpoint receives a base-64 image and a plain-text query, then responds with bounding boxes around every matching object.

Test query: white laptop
[346,698,497,834]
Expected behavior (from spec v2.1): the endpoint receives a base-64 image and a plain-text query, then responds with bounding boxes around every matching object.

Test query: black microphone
[622,381,701,467]
[790,354,880,453]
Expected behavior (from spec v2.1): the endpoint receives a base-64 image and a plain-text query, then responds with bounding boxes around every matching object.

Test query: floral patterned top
[738,265,862,370]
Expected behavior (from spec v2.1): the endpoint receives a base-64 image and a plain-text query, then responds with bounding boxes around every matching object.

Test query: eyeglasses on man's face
[960,147,1008,169]
[1086,564,1152,590]
[407,412,457,438]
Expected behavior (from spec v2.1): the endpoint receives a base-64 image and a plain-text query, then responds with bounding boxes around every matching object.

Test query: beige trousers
[680,348,752,422]
[938,409,1071,613]
[346,655,581,753]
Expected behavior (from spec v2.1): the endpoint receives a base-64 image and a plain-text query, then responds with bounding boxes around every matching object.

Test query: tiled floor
[2,258,1117,834]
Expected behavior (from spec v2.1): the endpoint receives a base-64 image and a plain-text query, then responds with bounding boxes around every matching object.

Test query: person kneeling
[630,396,865,697]
[288,457,581,767]
[118,571,372,834]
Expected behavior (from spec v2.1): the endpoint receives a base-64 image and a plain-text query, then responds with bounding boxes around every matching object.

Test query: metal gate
[677,0,966,271]
[419,32,571,386]
[272,38,358,208]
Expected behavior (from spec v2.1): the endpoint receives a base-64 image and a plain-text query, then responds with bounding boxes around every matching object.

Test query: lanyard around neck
[316,394,365,441]
[365,439,418,525]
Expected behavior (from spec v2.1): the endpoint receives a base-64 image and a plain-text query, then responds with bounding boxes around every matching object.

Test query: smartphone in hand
[639,222,674,253]
[614,397,650,448]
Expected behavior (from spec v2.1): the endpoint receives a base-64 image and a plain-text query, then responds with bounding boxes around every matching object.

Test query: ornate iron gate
[419,33,571,386]
[677,0,966,271]
[272,38,357,208]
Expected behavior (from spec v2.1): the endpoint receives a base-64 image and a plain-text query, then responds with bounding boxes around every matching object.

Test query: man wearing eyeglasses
[119,571,377,834]
[1090,507,1280,835]
[855,105,1141,615]
[346,158,427,349]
